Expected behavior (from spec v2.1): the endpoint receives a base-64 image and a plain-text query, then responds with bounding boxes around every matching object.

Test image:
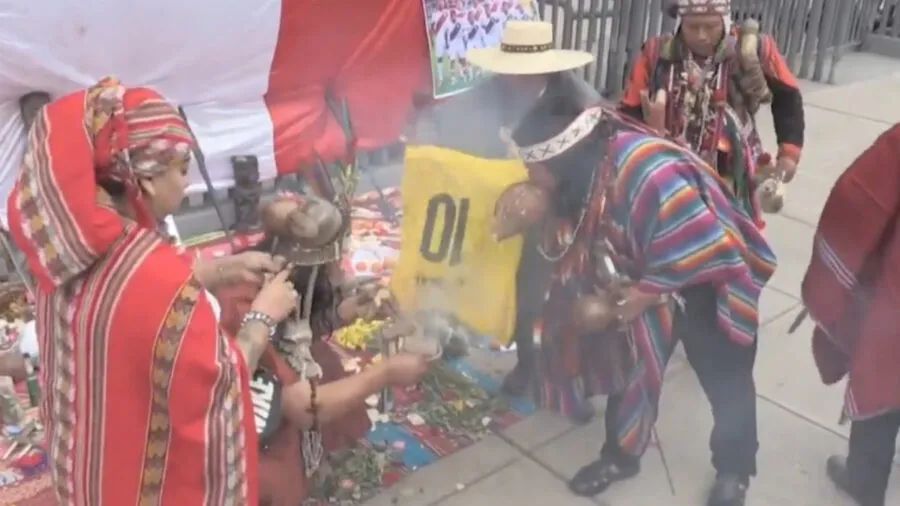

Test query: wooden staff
[176,106,235,249]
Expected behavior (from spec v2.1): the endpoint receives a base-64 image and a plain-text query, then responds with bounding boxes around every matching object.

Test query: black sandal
[568,456,641,497]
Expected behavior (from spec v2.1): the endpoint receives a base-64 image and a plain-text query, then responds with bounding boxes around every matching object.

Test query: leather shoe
[826,455,853,494]
[826,455,869,505]
[707,473,748,506]
[568,455,640,496]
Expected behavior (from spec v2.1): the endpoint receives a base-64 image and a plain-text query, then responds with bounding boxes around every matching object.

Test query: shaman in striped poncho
[509,85,776,500]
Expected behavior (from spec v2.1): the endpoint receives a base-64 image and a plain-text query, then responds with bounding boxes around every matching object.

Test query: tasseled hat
[665,0,733,39]
[666,0,731,17]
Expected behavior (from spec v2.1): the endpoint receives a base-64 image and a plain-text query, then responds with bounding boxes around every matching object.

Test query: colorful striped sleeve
[629,160,748,293]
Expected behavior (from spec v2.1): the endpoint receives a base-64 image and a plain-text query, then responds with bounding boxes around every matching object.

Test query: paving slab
[753,77,892,228]
[524,352,895,506]
[434,458,598,506]
[793,109,890,184]
[754,310,848,438]
[794,104,889,176]
[758,286,800,326]
[502,407,577,451]
[802,75,900,126]
[363,435,520,506]
[829,51,900,85]
[760,214,814,298]
[773,169,837,228]
[531,400,682,506]
[653,366,900,506]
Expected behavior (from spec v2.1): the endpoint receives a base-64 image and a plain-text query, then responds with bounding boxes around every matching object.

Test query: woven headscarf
[6,77,193,291]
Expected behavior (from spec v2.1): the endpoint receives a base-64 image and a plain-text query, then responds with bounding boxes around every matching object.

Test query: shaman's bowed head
[492,73,610,242]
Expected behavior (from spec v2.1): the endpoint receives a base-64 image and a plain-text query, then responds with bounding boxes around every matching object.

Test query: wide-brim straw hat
[467,21,593,75]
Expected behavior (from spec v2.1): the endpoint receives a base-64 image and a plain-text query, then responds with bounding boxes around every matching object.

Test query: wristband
[241,310,277,338]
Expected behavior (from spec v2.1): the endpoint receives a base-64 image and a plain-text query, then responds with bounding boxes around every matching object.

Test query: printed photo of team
[425,0,537,97]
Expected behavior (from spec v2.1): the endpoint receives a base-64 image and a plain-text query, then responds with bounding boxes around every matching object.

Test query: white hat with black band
[466,21,593,76]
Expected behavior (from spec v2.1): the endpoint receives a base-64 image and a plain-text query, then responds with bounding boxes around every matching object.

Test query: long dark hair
[511,74,618,220]
[252,235,337,339]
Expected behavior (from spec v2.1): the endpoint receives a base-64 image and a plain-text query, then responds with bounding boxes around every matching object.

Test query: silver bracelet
[241,311,277,338]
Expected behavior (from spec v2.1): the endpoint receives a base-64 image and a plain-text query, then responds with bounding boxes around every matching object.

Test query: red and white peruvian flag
[0,0,429,222]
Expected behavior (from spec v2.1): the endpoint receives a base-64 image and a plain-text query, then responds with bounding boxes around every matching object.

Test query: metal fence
[537,0,882,97]
[172,0,883,239]
[871,0,898,38]
[861,1,900,58]
[0,0,889,278]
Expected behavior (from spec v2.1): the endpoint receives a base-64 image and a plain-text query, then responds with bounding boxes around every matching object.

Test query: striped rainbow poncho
[535,128,777,457]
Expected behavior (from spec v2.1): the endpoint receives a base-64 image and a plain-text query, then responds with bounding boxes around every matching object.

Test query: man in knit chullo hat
[621,0,804,219]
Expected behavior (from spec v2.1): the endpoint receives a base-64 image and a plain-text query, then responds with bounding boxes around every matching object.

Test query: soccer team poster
[423,0,539,98]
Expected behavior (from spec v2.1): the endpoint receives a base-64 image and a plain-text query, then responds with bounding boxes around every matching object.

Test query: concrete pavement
[363,52,900,506]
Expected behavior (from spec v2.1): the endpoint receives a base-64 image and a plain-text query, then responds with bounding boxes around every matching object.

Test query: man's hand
[222,251,286,286]
[193,252,286,290]
[612,286,668,325]
[640,89,668,132]
[232,251,286,284]
[776,157,798,183]
[573,284,668,332]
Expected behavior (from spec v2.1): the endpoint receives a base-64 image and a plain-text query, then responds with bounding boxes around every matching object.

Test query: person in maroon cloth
[800,123,900,506]
[214,190,430,506]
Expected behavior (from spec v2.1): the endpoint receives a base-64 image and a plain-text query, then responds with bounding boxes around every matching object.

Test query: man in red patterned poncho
[801,123,900,506]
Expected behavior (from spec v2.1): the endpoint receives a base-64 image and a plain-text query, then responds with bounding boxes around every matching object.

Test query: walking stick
[323,92,399,225]
[788,308,808,334]
[652,427,677,496]
[176,106,236,249]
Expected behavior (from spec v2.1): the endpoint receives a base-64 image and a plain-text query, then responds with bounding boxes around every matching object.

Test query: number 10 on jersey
[419,194,470,266]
